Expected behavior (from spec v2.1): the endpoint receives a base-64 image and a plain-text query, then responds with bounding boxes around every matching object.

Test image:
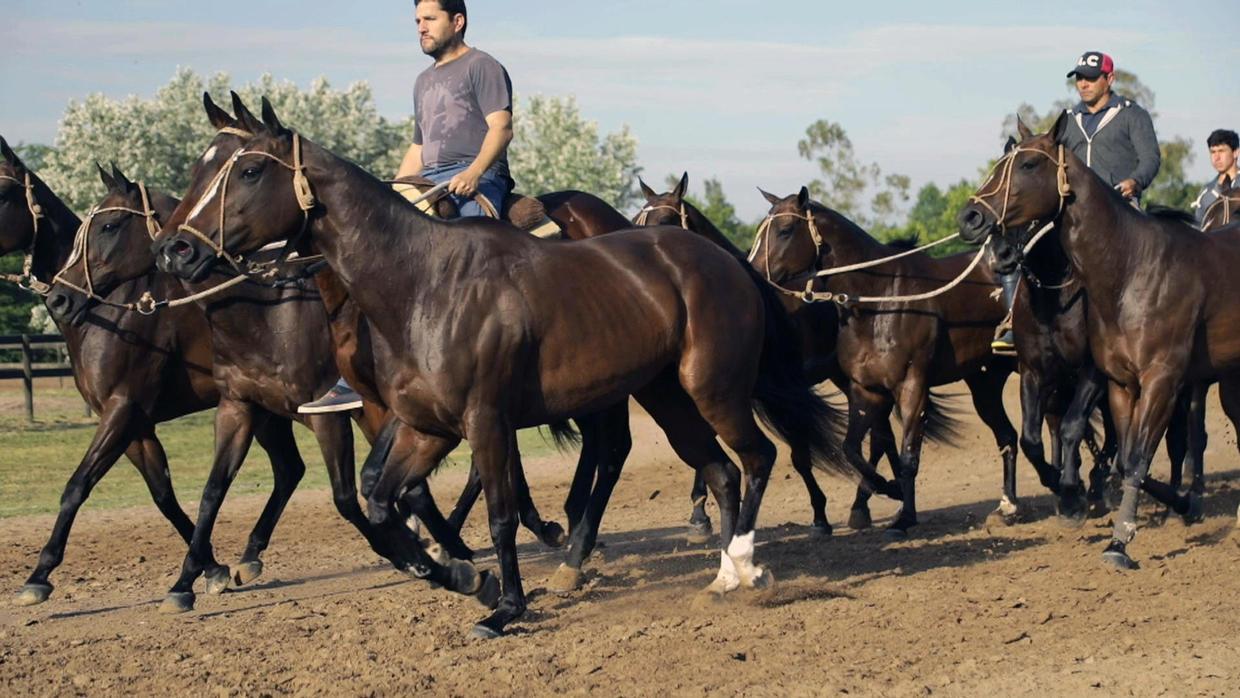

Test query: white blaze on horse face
[200,145,218,165]
[186,148,241,221]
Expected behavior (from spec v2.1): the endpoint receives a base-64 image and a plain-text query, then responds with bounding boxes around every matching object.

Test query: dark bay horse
[0,141,228,606]
[155,98,857,638]
[749,187,1022,537]
[636,174,903,535]
[958,114,1240,569]
[1201,182,1240,231]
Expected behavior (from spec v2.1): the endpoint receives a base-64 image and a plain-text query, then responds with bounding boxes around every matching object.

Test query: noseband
[634,202,690,229]
[0,170,49,294]
[968,143,1071,234]
[51,181,164,314]
[176,132,316,275]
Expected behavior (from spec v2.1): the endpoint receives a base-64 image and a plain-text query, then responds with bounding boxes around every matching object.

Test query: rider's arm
[396,142,423,179]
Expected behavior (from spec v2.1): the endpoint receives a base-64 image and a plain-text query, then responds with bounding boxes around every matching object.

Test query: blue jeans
[420,162,510,218]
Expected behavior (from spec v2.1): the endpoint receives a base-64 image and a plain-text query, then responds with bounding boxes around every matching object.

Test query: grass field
[0,380,563,518]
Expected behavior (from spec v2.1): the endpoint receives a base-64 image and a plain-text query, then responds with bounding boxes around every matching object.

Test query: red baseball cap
[1067,51,1114,79]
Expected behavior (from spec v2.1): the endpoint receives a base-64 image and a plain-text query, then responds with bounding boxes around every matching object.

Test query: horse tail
[360,416,400,500]
[893,389,964,446]
[542,420,582,452]
[745,266,851,478]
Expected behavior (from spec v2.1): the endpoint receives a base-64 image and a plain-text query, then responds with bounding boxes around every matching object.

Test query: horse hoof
[1183,494,1205,526]
[884,526,910,541]
[204,567,231,595]
[809,521,833,538]
[986,508,1020,528]
[1057,510,1087,530]
[472,571,502,611]
[546,563,585,593]
[445,558,481,595]
[847,508,872,531]
[232,561,264,587]
[540,522,568,549]
[470,622,504,640]
[685,520,713,545]
[14,583,53,607]
[745,568,774,591]
[1101,543,1138,571]
[1088,498,1110,519]
[159,591,195,614]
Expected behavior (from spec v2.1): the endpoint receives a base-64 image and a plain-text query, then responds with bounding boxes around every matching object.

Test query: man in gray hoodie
[992,51,1161,354]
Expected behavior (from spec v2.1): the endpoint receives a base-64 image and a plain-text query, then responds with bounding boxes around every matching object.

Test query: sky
[4,0,1238,219]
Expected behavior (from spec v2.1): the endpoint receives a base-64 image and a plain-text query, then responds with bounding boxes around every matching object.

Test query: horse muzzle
[956,205,996,245]
[45,286,88,327]
[154,235,214,282]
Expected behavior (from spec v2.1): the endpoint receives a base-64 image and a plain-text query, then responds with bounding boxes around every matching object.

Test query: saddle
[390,175,563,239]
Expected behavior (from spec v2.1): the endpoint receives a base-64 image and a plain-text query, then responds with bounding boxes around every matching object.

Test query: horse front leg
[1057,365,1108,524]
[467,409,527,639]
[844,386,888,531]
[888,379,930,539]
[1103,372,1182,570]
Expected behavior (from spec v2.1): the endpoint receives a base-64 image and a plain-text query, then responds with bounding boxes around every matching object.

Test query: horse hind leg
[228,416,307,589]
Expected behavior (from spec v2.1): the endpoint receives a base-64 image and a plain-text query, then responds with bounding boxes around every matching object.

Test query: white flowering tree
[509,95,641,210]
[41,68,414,213]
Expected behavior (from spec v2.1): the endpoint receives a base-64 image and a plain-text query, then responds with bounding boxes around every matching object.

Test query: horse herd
[2,93,1239,639]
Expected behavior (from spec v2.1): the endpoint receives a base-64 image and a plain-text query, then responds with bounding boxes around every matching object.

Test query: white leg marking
[997,495,1019,517]
[726,531,766,587]
[706,550,741,595]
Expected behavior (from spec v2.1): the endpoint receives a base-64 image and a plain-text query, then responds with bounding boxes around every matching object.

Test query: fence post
[21,333,33,423]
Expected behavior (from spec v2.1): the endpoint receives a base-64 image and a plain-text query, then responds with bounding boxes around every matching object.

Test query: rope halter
[1202,190,1240,230]
[968,143,1071,234]
[0,170,49,294]
[747,208,822,299]
[634,202,689,229]
[176,132,316,275]
[51,181,164,314]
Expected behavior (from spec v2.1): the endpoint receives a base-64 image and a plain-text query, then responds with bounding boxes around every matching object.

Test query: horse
[0,140,234,607]
[635,173,903,536]
[1201,181,1240,231]
[154,96,858,638]
[748,186,1023,537]
[957,114,1240,569]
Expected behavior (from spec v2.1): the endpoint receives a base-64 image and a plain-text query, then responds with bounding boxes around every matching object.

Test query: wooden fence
[0,334,75,422]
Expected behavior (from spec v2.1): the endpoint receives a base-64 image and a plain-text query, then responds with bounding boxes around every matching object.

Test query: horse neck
[684,204,746,260]
[27,173,81,284]
[1056,167,1136,302]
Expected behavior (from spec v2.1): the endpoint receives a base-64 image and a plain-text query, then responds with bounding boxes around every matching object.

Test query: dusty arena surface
[2,384,1239,697]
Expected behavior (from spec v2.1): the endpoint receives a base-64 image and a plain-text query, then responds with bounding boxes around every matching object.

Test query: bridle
[0,170,49,294]
[50,181,165,314]
[634,202,690,229]
[968,143,1071,235]
[175,131,317,276]
[746,208,823,295]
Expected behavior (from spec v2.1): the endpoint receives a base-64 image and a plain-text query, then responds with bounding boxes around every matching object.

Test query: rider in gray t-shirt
[299,0,514,414]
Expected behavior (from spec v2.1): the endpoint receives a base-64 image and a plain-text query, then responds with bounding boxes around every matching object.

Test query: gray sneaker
[298,379,363,414]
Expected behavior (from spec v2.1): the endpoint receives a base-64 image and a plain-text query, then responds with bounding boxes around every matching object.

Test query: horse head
[748,186,825,286]
[634,172,690,228]
[0,136,42,258]
[957,112,1074,249]
[45,165,176,325]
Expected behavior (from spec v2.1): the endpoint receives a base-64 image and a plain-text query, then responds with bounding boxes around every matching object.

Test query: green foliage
[890,179,977,256]
[509,95,641,210]
[799,119,909,234]
[41,68,414,213]
[0,255,38,333]
[12,143,54,173]
[664,173,755,249]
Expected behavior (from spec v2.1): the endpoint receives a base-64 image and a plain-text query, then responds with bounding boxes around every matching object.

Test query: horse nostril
[47,292,69,316]
[170,239,195,259]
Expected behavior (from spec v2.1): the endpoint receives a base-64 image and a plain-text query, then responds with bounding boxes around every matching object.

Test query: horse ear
[1015,116,1034,142]
[1049,110,1070,145]
[231,91,264,135]
[797,186,811,209]
[638,177,658,201]
[758,188,782,206]
[97,162,117,192]
[671,172,689,201]
[0,136,19,167]
[110,163,137,193]
[260,97,290,135]
[203,92,235,131]
[1004,136,1017,154]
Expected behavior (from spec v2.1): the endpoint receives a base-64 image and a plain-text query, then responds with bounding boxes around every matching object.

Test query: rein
[746,207,990,306]
[1202,191,1240,230]
[0,171,49,294]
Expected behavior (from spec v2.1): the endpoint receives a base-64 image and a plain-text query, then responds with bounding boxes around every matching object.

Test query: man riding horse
[301,0,515,413]
[992,51,1160,353]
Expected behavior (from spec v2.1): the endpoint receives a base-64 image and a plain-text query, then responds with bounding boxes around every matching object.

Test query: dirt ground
[2,383,1239,697]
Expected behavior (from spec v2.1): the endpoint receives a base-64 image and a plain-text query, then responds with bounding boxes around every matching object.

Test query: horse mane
[806,201,893,252]
[682,200,748,260]
[883,232,921,251]
[1144,204,1197,225]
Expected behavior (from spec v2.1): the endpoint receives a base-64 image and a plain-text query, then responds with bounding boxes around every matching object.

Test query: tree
[508,95,641,210]
[1000,71,1196,210]
[664,173,755,249]
[42,68,414,213]
[798,119,910,235]
[892,179,977,256]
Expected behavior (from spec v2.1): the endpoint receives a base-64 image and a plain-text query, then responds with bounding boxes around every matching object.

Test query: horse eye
[101,221,119,233]
[1020,160,1038,171]
[241,166,262,180]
